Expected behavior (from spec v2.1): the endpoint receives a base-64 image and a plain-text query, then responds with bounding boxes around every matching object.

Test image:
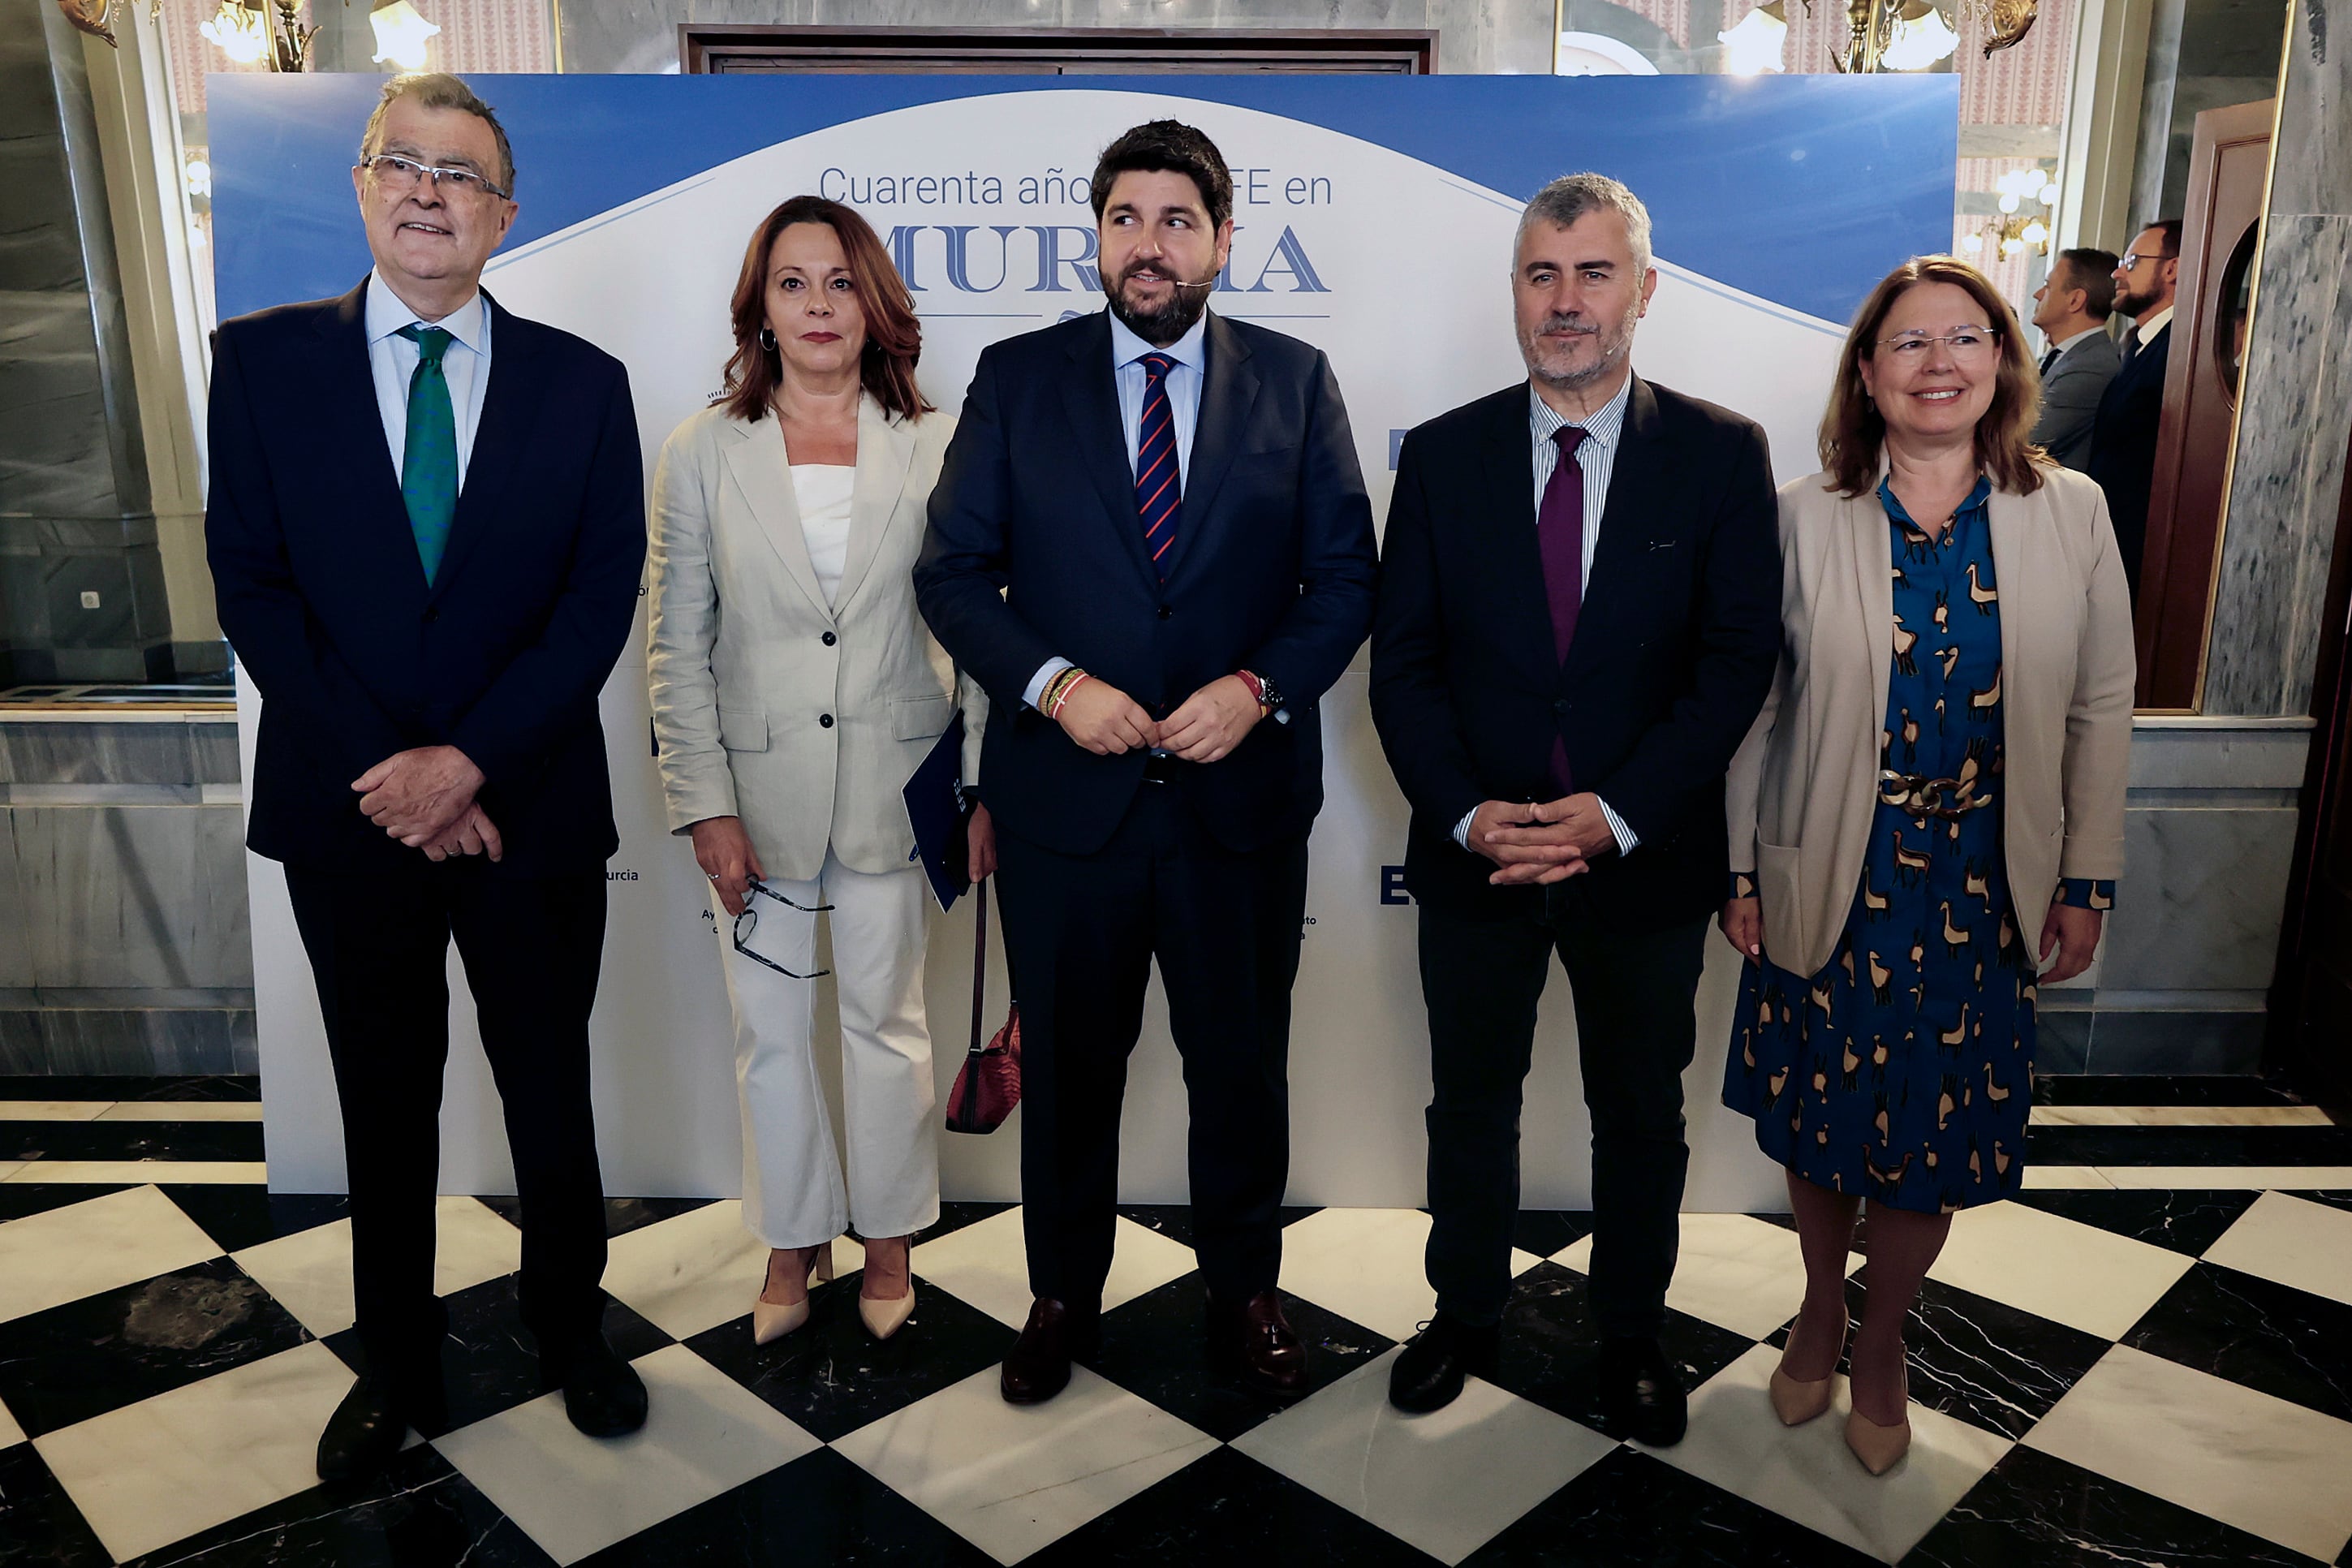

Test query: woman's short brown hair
[1819,255,2046,498]
[717,196,933,424]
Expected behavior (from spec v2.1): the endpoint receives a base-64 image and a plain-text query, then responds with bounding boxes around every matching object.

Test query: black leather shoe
[1389,1314,1501,1413]
[1599,1335,1687,1446]
[542,1334,648,1438]
[1002,1298,1097,1406]
[317,1376,435,1482]
[1208,1290,1310,1398]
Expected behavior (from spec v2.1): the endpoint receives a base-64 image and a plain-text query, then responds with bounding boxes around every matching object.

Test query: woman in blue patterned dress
[1720,257,2134,1474]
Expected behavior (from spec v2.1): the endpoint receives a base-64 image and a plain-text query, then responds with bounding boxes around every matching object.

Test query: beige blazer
[1725,461,2134,978]
[646,394,984,881]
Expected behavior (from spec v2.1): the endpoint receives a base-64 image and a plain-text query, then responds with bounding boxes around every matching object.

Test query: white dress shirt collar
[1527,373,1633,451]
[1108,307,1208,375]
[2134,304,2175,342]
[2052,325,2106,355]
[365,269,489,355]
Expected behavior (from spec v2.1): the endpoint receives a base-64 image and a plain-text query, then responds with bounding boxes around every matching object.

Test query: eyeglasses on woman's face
[1875,327,2001,362]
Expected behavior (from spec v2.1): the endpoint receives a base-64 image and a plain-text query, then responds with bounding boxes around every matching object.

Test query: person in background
[1721,254,2133,1475]
[1369,173,1781,1445]
[2027,248,2121,470]
[646,195,987,1347]
[916,119,1378,1408]
[205,72,648,1480]
[2089,219,2182,598]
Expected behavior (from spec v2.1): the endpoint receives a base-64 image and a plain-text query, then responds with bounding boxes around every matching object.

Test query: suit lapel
[1986,484,2023,708]
[1475,389,1561,686]
[427,291,528,601]
[1161,313,1260,583]
[1059,312,1164,592]
[831,394,914,615]
[722,413,830,619]
[1849,468,1894,730]
[317,278,430,605]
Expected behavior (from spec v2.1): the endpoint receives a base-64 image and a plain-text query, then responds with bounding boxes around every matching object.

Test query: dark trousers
[994,782,1308,1307]
[1419,890,1708,1338]
[284,860,610,1378]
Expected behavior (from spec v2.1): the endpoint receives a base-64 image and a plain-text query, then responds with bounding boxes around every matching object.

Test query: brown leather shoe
[1001,1297,1096,1406]
[1208,1290,1309,1398]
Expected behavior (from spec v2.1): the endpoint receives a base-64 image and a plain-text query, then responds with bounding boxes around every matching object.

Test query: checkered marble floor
[3,1075,2351,1566]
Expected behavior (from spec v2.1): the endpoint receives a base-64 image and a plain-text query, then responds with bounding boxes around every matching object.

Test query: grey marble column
[2202,0,2352,716]
[0,0,170,686]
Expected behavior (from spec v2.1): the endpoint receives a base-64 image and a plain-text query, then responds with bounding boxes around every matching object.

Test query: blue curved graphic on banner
[209,73,1954,328]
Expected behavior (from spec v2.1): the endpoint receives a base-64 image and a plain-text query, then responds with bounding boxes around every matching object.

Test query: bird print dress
[1721,476,2113,1214]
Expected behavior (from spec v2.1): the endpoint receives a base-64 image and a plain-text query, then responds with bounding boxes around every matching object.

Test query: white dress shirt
[1023,308,1212,712]
[364,269,492,486]
[1451,377,1639,856]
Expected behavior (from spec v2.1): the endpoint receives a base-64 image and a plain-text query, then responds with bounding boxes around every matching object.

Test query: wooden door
[2269,417,2352,1113]
[2135,98,2273,709]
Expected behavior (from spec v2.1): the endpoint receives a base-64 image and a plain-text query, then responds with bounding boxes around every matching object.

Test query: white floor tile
[2018,1165,2116,1190]
[0,1392,23,1448]
[0,1162,22,1184]
[601,1200,864,1342]
[436,1342,819,1566]
[910,1208,1189,1329]
[1233,1348,1613,1565]
[2026,1343,2352,1562]
[1277,1208,1541,1342]
[0,1102,110,1122]
[0,1161,266,1184]
[231,1195,523,1339]
[2200,1190,2352,1309]
[97,1102,266,1122]
[2030,1105,2333,1126]
[0,1185,222,1325]
[33,1341,356,1562]
[1927,1199,2192,1338]
[1552,1213,1861,1341]
[1654,1342,2013,1564]
[834,1363,1216,1566]
[2095,1165,2352,1190]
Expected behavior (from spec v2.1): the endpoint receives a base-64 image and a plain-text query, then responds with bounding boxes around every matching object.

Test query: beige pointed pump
[751,1241,835,1346]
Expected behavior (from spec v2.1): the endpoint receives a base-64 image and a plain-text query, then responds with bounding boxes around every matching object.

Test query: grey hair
[360,72,516,195]
[1517,172,1652,276]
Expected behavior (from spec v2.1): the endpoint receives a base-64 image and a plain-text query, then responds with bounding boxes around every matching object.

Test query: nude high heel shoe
[859,1237,915,1341]
[1844,1369,1912,1475]
[1768,1307,1845,1428]
[751,1242,834,1346]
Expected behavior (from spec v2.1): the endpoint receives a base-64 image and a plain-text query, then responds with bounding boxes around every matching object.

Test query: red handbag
[946,876,1021,1134]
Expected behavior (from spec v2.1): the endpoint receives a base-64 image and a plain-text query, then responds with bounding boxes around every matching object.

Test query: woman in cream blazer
[647,196,985,1348]
[1720,256,2133,1472]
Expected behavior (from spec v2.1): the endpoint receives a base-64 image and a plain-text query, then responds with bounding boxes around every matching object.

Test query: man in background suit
[205,73,648,1480]
[2028,247,2121,469]
[917,120,1378,1406]
[1369,174,1780,1442]
[2090,219,2181,599]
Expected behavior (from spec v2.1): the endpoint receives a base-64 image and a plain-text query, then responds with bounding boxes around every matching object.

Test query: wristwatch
[1244,670,1286,717]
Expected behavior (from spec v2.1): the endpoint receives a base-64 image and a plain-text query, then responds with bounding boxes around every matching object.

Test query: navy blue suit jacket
[2087,319,2169,599]
[915,310,1378,856]
[205,278,646,876]
[1370,377,1781,928]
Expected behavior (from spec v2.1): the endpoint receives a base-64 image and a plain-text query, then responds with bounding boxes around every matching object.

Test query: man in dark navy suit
[205,74,647,1480]
[1369,174,1781,1441]
[2088,218,2181,600]
[916,121,1378,1406]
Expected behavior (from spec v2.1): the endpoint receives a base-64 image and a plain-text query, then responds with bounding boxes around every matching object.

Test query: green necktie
[395,323,459,585]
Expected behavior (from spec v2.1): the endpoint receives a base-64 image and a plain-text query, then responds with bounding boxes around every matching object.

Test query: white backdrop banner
[212,73,1959,1208]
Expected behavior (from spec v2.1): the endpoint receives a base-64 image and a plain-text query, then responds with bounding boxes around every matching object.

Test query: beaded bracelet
[1048,671,1091,720]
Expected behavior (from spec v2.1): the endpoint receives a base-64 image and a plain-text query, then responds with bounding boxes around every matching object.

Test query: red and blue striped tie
[1135,351,1181,581]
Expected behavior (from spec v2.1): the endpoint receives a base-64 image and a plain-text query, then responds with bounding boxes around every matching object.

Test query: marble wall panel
[0,1010,40,1072]
[37,1007,236,1075]
[189,722,239,785]
[0,721,195,786]
[2102,805,2298,990]
[0,811,32,990]
[2125,721,2310,788]
[11,803,254,990]
[2084,1007,2267,1071]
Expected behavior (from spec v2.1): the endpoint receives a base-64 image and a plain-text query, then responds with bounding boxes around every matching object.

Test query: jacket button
[819,713,834,729]
[421,606,440,624]
[821,631,837,646]
[1553,698,1570,715]
[1157,605,1173,620]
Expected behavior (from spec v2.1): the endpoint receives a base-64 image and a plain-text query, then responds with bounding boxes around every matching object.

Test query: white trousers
[714,850,940,1248]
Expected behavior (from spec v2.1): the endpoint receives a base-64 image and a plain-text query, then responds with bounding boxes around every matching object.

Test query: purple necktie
[1135,352,1180,581]
[1537,424,1588,795]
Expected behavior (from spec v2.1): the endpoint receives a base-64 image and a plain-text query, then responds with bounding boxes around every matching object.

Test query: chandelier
[1718,0,2036,74]
[1962,166,2060,261]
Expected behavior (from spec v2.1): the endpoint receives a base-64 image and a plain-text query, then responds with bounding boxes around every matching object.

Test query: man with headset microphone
[918,119,1378,1406]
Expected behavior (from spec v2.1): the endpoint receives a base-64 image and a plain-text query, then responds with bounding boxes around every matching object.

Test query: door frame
[679,26,1441,75]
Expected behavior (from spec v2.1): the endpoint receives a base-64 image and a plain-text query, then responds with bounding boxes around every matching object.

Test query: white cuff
[1451,807,1478,850]
[1024,657,1074,713]
[1598,798,1639,854]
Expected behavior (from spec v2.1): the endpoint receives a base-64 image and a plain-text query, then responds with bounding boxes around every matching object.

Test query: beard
[1522,297,1641,392]
[1103,260,1212,347]
[2113,286,2158,318]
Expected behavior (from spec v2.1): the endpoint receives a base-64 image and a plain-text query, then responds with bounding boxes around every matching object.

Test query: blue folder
[903,710,970,912]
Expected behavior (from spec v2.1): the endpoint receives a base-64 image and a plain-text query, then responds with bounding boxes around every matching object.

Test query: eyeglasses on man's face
[2119,250,2178,272]
[731,879,834,981]
[1876,327,2001,361]
[358,153,510,204]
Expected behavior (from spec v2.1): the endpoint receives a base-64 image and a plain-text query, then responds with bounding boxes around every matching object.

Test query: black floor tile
[1484,1262,1755,1441]
[0,1118,266,1163]
[1510,1209,1595,1260]
[1763,1275,2108,1441]
[114,1444,556,1568]
[2294,1188,2352,1216]
[321,1276,670,1435]
[2123,1260,2352,1424]
[684,1273,1016,1444]
[1025,1444,1440,1567]
[1091,1272,1393,1441]
[1901,1442,2315,1567]
[575,1445,991,1566]
[1462,1445,1880,1567]
[161,1187,348,1254]
[0,1182,131,1225]
[2028,1074,2303,1108]
[2009,1188,2259,1255]
[0,1442,112,1567]
[0,1256,312,1437]
[478,1195,720,1240]
[922,1200,1017,1244]
[0,1075,259,1103]
[1116,1203,1322,1251]
[2027,1124,2352,1166]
